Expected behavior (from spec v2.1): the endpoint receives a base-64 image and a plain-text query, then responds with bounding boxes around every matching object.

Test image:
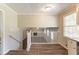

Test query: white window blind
[64,13,76,26]
[63,13,78,38]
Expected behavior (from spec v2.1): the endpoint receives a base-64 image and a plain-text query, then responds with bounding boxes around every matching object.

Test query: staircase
[29,44,68,55]
[6,44,68,55]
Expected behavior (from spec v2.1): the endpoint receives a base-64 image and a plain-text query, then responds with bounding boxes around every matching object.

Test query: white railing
[26,30,32,51]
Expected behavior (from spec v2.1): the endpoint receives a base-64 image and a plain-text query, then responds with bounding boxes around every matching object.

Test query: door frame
[0,9,5,54]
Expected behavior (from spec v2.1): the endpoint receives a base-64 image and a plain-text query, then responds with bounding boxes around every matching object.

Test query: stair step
[31,44,66,50]
[7,50,67,55]
[30,44,67,54]
[6,44,68,55]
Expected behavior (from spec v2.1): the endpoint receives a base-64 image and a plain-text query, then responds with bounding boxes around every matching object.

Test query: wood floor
[32,37,47,43]
[6,44,68,55]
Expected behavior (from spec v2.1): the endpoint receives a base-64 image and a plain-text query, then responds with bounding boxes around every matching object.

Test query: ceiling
[6,3,72,15]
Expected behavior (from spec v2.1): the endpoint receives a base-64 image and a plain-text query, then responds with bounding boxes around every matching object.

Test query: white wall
[0,11,3,54]
[0,11,2,38]
[0,4,22,54]
[18,15,58,29]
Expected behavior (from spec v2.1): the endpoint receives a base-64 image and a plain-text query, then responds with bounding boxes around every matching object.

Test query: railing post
[26,30,31,51]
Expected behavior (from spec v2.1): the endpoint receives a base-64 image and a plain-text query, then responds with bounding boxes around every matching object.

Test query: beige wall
[18,15,59,29]
[58,4,77,49]
[18,14,59,44]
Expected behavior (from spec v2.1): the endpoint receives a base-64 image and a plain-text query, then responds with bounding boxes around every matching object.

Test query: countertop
[65,36,79,42]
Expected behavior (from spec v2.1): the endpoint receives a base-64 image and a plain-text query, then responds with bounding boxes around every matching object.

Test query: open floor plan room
[0,3,79,55]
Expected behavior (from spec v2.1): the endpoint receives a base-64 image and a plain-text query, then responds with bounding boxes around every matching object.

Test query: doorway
[0,11,3,54]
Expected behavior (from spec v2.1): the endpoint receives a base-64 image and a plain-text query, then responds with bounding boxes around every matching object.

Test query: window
[64,13,76,26]
[63,13,77,38]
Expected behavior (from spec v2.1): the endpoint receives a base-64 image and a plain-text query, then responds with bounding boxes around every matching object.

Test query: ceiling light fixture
[42,4,56,12]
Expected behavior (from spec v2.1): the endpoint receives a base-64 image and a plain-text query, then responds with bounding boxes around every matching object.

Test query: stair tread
[6,44,68,55]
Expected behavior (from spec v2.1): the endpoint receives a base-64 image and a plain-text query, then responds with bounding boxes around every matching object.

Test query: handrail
[9,35,21,43]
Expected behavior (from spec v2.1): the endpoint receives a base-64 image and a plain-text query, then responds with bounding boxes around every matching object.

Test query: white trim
[2,4,17,15]
[59,42,68,50]
[18,13,57,16]
[2,50,10,55]
[0,9,5,55]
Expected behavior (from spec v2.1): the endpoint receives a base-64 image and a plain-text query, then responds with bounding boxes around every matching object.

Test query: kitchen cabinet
[68,39,77,55]
[77,42,79,54]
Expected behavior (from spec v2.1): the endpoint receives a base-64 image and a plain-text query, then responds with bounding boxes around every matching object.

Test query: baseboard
[2,50,10,55]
